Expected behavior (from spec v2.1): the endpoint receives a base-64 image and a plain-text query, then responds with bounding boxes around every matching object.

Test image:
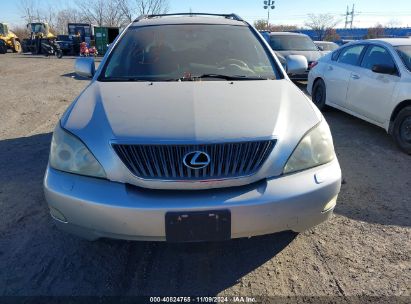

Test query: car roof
[269,32,308,37]
[132,15,247,27]
[369,38,411,46]
[345,38,411,48]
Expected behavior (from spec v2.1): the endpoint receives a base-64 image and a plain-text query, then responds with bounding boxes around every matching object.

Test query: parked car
[308,38,411,154]
[44,13,341,242]
[267,32,324,80]
[315,41,339,54]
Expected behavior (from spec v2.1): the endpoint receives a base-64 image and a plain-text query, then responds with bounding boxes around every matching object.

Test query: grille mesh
[113,140,276,180]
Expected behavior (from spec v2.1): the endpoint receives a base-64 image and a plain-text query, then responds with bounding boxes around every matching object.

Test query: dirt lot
[0,54,410,301]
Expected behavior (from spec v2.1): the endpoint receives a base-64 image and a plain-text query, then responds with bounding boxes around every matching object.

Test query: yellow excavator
[0,23,21,54]
[21,22,56,54]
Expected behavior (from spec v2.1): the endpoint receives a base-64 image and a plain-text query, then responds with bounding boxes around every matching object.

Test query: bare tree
[76,0,106,26]
[254,19,298,32]
[105,0,126,27]
[11,25,30,39]
[365,24,385,39]
[324,28,340,42]
[254,19,268,31]
[55,8,84,34]
[136,0,169,15]
[18,0,41,24]
[305,14,339,41]
[118,0,169,23]
[18,0,58,33]
[386,19,401,28]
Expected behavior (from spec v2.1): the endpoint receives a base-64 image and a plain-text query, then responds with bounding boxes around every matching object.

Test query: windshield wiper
[100,77,165,82]
[168,74,271,81]
[197,74,270,80]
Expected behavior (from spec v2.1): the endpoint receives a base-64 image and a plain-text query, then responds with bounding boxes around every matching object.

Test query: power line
[345,4,355,29]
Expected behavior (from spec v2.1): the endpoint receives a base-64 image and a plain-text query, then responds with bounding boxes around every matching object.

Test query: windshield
[270,35,318,51]
[31,23,45,33]
[396,45,411,71]
[0,24,5,35]
[100,24,280,81]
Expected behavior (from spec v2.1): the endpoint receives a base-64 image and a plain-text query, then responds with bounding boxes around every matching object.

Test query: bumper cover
[44,159,341,241]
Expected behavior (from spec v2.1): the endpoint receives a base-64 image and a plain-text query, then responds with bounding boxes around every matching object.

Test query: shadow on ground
[324,109,410,228]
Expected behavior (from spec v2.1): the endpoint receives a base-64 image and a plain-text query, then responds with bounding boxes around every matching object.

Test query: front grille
[113,140,276,180]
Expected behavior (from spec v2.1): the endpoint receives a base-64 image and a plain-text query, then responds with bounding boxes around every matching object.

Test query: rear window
[270,35,318,51]
[100,24,281,81]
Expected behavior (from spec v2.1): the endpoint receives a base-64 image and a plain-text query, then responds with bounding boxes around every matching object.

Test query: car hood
[62,79,321,188]
[64,80,318,140]
[275,50,323,62]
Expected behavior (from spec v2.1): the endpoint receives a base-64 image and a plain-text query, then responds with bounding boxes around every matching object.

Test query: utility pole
[345,4,355,29]
[263,0,275,30]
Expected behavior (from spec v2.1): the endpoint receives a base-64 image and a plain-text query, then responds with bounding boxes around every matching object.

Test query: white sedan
[308,38,411,154]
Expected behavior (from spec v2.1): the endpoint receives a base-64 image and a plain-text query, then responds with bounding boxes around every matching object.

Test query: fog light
[49,207,68,223]
[322,196,337,213]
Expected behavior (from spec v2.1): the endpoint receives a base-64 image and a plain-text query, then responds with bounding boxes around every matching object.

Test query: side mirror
[372,64,397,76]
[286,55,308,75]
[74,57,95,78]
[317,45,324,51]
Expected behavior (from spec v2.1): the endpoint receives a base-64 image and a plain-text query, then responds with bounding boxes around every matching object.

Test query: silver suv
[44,13,341,242]
[268,32,324,80]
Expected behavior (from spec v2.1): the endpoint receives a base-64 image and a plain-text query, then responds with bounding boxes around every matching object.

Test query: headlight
[49,123,106,178]
[284,120,335,174]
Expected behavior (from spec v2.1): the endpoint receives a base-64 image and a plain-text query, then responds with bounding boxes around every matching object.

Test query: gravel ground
[0,54,410,301]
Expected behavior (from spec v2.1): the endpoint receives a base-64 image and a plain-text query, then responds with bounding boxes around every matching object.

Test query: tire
[0,42,6,54]
[13,40,22,53]
[392,106,411,154]
[312,79,327,110]
[56,49,63,59]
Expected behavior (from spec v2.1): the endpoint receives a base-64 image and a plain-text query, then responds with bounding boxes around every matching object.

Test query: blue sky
[2,0,411,28]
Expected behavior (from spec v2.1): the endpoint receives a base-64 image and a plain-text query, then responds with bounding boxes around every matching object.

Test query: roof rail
[134,13,244,23]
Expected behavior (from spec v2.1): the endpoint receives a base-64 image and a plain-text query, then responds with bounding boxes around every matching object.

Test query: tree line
[14,0,169,37]
[254,13,402,41]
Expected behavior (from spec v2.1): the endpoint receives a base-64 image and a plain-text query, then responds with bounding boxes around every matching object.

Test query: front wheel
[312,79,327,110]
[393,106,411,154]
[13,40,22,53]
[56,49,63,59]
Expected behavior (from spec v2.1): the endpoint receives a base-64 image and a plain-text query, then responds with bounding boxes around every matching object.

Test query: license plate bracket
[165,210,231,242]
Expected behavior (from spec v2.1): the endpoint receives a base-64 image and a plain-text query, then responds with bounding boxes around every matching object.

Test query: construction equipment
[0,23,22,53]
[21,22,56,54]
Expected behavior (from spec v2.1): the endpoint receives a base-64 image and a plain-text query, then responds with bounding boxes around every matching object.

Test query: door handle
[328,66,333,71]
[351,74,360,80]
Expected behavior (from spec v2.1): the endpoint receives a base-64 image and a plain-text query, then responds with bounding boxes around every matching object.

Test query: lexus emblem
[183,151,211,170]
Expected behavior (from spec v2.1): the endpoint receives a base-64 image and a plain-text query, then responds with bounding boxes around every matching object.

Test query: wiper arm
[195,74,270,81]
[101,77,154,82]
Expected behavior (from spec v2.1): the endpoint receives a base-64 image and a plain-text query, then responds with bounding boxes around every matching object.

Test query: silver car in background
[44,13,341,242]
[268,32,324,80]
[315,41,340,55]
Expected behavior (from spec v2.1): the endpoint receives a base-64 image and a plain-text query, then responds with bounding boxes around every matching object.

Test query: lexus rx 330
[44,13,341,242]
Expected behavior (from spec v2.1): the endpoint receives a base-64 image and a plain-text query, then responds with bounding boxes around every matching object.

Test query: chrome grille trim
[113,140,276,180]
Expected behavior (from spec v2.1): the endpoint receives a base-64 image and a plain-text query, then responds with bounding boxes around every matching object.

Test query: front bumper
[289,71,309,81]
[44,159,341,241]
